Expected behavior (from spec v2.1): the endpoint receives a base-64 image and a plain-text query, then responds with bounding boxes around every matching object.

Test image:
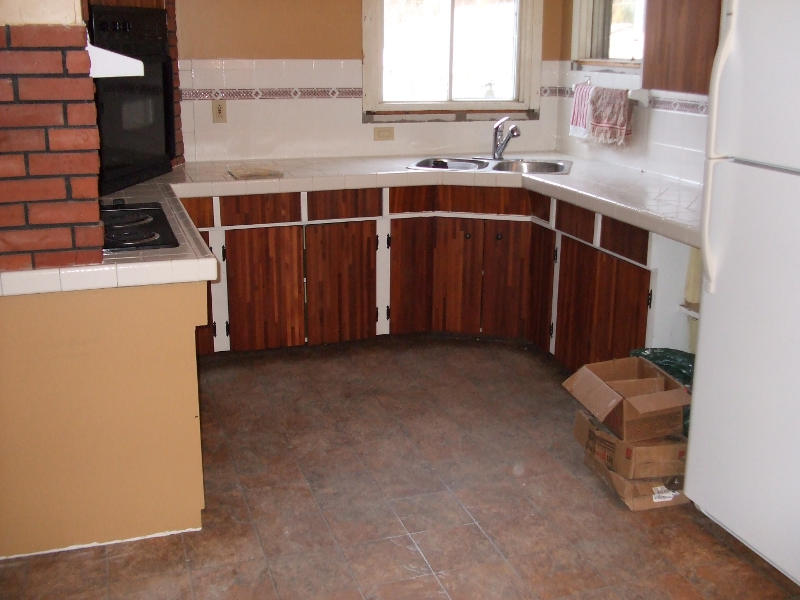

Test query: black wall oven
[89,5,175,195]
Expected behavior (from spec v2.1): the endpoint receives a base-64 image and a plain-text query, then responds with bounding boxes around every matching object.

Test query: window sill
[572,59,642,73]
[363,109,539,124]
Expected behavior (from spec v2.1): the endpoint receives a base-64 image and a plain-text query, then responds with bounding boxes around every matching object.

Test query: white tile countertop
[0,152,701,297]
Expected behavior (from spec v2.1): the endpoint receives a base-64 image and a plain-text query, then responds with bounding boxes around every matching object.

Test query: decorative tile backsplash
[182,87,363,101]
[540,86,708,115]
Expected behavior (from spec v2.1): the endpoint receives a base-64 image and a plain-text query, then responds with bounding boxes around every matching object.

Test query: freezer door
[708,0,800,170]
[686,159,800,584]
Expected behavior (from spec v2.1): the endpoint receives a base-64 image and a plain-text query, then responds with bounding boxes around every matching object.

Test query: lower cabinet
[195,231,215,355]
[305,221,377,344]
[389,217,555,348]
[225,226,305,351]
[555,236,650,371]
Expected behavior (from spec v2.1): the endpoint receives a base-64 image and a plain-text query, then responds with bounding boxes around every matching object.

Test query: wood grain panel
[220,193,301,226]
[225,226,305,351]
[305,221,377,344]
[437,186,483,213]
[600,216,649,265]
[606,257,650,359]
[179,197,214,229]
[195,230,215,355]
[390,218,435,334]
[642,0,721,94]
[389,186,437,213]
[307,188,382,220]
[431,217,484,335]
[527,224,556,352]
[482,220,532,339]
[556,201,595,243]
[528,190,551,221]
[555,237,598,371]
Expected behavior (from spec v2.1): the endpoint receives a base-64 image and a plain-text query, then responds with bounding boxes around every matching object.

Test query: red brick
[65,50,90,75]
[48,127,99,151]
[0,129,46,152]
[0,50,63,74]
[0,30,7,49]
[28,200,98,225]
[0,78,13,101]
[29,152,99,176]
[0,178,65,203]
[0,226,71,252]
[66,102,96,125]
[34,248,101,268]
[0,204,25,227]
[0,103,64,127]
[69,176,98,199]
[74,223,104,247]
[10,26,87,49]
[18,77,94,101]
[0,253,32,272]
[0,154,26,177]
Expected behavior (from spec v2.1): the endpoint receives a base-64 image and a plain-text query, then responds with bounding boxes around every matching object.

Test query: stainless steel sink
[409,158,490,171]
[491,159,572,174]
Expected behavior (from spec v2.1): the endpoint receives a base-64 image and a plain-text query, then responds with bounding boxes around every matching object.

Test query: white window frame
[571,0,642,66]
[362,0,543,114]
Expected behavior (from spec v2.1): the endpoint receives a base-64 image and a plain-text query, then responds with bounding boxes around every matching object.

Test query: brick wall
[0,24,103,272]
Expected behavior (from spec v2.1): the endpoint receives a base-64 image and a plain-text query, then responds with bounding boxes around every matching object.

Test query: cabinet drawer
[389,186,437,213]
[556,200,594,242]
[307,189,382,220]
[179,196,214,228]
[220,193,301,225]
[600,216,649,264]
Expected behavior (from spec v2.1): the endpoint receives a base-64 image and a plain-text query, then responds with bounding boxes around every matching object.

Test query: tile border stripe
[181,87,363,101]
[540,86,708,114]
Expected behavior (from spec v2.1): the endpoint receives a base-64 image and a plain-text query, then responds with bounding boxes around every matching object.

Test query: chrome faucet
[491,116,521,159]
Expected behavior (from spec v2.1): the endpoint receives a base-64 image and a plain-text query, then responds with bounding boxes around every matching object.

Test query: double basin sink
[410,157,572,174]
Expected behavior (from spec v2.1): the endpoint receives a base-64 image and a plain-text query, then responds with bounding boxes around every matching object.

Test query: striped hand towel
[589,86,632,145]
[569,82,592,139]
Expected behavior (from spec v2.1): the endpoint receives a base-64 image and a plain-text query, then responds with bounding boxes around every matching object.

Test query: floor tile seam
[299,472,371,600]
[437,479,537,597]
[386,502,454,600]
[235,476,287,600]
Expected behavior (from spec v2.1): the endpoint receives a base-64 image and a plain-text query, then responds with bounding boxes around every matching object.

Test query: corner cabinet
[179,184,670,372]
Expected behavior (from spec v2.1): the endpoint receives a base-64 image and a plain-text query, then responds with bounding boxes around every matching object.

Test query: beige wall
[176,0,571,60]
[1,0,83,25]
[0,283,206,557]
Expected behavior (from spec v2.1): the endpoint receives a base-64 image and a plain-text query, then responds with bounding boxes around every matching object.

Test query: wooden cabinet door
[431,217,484,335]
[555,236,650,371]
[527,223,556,352]
[390,218,435,334]
[225,226,305,351]
[305,221,377,344]
[642,0,721,94]
[195,230,215,355]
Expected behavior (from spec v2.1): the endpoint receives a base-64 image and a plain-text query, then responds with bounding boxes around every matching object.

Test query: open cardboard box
[574,410,687,479]
[584,451,690,511]
[563,357,691,442]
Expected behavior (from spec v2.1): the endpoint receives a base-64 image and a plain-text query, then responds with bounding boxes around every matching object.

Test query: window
[363,0,543,115]
[572,0,645,64]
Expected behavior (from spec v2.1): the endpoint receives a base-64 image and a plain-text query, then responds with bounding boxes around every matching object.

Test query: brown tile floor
[2,337,799,600]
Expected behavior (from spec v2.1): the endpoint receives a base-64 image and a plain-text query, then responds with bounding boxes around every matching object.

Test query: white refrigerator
[685,0,800,584]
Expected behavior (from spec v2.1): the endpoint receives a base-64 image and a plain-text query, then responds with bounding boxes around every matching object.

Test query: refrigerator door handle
[701,161,717,293]
[706,0,736,160]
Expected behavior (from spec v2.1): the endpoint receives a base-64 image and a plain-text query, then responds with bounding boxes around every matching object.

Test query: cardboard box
[584,452,690,511]
[573,410,687,479]
[563,357,691,442]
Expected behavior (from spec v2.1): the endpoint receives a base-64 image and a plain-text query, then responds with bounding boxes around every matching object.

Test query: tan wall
[176,0,571,61]
[542,0,572,60]
[0,283,206,557]
[1,0,83,25]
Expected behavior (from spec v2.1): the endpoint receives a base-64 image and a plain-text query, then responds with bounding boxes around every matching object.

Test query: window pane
[383,0,451,102]
[452,0,519,101]
[608,0,645,60]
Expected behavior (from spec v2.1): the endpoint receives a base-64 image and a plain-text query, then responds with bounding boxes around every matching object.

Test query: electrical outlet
[212,100,227,124]
[373,126,394,141]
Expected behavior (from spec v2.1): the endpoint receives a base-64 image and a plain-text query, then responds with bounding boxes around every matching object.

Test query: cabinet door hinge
[221,245,227,261]
[386,305,390,320]
[387,234,392,248]
[553,247,558,263]
[376,235,379,252]
[211,321,217,337]
[225,321,230,337]
[549,323,554,338]
[647,289,653,309]
[376,306,379,322]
